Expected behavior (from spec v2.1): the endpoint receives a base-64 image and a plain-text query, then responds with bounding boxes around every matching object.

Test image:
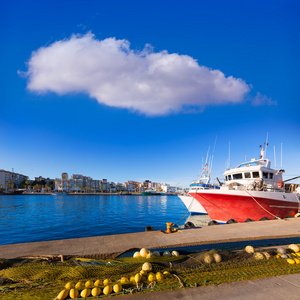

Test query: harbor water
[0,194,192,246]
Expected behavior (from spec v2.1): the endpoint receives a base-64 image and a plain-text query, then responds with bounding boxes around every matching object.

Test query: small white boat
[178,146,219,215]
[51,192,68,196]
[178,194,208,215]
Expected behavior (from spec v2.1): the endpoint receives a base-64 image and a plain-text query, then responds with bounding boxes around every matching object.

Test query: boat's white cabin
[223,158,285,191]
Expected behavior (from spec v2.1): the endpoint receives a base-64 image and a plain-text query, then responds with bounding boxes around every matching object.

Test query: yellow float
[148,273,156,282]
[287,258,296,264]
[142,262,152,272]
[288,244,300,253]
[75,281,85,289]
[140,248,149,257]
[64,282,74,290]
[69,288,79,299]
[156,272,164,281]
[133,251,141,258]
[113,283,122,293]
[103,285,112,295]
[91,287,101,296]
[120,277,129,284]
[57,289,69,300]
[245,246,254,253]
[80,288,91,298]
[94,279,103,286]
[103,278,111,286]
[213,253,222,263]
[135,273,142,283]
[85,280,93,288]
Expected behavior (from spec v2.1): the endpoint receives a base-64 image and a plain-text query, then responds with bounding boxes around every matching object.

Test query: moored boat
[178,194,208,215]
[178,146,219,215]
[51,192,68,196]
[141,190,162,196]
[190,143,300,223]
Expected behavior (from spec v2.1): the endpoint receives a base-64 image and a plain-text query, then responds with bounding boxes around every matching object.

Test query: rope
[174,192,197,227]
[294,193,300,213]
[244,189,279,219]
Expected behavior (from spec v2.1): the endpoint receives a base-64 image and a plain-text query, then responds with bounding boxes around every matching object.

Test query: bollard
[166,222,174,234]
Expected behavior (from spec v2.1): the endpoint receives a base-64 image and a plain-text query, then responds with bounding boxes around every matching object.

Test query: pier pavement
[1,217,300,259]
[117,273,300,300]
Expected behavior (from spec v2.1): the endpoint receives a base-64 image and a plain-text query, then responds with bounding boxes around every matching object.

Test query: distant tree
[25,180,31,190]
[33,184,40,192]
[7,180,14,191]
[45,184,51,192]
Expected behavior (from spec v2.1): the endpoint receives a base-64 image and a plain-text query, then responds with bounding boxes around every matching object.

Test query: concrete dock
[1,217,300,259]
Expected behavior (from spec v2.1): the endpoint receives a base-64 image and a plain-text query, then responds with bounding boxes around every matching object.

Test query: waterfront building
[33,176,53,185]
[55,173,101,192]
[151,182,162,190]
[161,183,177,194]
[140,180,152,191]
[54,173,177,194]
[124,180,140,192]
[0,169,28,191]
[99,179,108,192]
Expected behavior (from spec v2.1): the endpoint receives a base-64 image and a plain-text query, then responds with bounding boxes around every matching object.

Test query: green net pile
[1,248,300,299]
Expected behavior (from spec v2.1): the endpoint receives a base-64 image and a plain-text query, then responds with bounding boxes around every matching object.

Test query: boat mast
[274,145,277,170]
[203,146,210,177]
[265,133,269,158]
[281,143,283,169]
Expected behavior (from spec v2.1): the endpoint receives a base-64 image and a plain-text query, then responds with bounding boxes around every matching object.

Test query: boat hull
[190,189,299,223]
[141,192,162,195]
[178,195,208,215]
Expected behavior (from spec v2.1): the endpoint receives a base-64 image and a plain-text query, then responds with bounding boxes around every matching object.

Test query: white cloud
[252,92,276,106]
[23,32,251,116]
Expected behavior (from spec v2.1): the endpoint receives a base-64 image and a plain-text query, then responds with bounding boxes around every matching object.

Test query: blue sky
[1,0,299,187]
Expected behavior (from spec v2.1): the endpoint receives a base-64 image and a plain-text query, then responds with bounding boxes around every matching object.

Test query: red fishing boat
[190,143,300,223]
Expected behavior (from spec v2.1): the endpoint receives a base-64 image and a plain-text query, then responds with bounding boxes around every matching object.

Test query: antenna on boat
[203,146,210,176]
[281,143,283,169]
[265,133,269,158]
[274,145,277,170]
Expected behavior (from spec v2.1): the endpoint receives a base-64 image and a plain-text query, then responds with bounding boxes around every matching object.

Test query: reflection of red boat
[190,143,300,223]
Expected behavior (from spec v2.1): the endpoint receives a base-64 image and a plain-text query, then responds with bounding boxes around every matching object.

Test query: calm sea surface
[0,195,189,245]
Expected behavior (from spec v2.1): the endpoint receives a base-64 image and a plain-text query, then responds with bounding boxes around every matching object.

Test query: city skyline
[1,0,299,187]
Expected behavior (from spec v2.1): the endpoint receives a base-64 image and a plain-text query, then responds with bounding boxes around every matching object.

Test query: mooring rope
[174,190,197,227]
[244,189,279,219]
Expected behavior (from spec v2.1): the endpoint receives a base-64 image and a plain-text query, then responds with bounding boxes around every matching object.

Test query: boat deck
[1,218,300,259]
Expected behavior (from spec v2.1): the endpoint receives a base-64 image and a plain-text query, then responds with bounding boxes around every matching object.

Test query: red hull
[191,192,298,223]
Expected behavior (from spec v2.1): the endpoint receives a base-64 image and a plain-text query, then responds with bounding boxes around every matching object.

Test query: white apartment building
[161,183,177,194]
[55,173,101,192]
[0,169,28,190]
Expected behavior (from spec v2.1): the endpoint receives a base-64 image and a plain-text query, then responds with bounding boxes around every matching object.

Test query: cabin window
[269,173,274,179]
[253,172,260,178]
[263,172,268,179]
[244,172,251,179]
[233,173,243,179]
[225,176,228,181]
[227,175,232,180]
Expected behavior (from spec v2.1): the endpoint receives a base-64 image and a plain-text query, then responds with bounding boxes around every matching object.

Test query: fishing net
[1,247,300,299]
